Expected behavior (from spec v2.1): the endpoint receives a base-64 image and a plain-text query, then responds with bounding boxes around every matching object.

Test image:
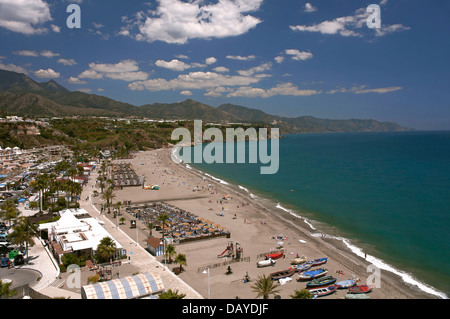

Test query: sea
[177,130,450,299]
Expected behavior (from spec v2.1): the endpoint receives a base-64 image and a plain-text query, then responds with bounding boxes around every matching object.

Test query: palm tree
[157,213,170,239]
[30,173,49,213]
[174,253,187,272]
[101,187,115,214]
[114,201,122,216]
[146,222,155,237]
[0,280,18,298]
[158,289,186,299]
[96,236,116,262]
[165,244,176,264]
[8,217,37,264]
[71,182,83,206]
[0,200,21,227]
[251,275,281,299]
[66,167,77,182]
[290,289,313,299]
[97,175,105,194]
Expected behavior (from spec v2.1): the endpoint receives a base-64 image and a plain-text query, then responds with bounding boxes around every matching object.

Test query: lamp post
[159,239,166,270]
[202,267,210,299]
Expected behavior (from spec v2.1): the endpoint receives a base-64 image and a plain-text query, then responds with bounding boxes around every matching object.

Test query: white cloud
[205,57,217,65]
[0,0,52,35]
[79,69,103,79]
[180,90,193,96]
[354,86,403,94]
[40,50,60,58]
[226,55,256,61]
[227,82,321,98]
[89,60,139,73]
[120,0,263,44]
[77,88,92,93]
[0,62,28,74]
[105,71,149,81]
[50,24,60,33]
[13,50,39,57]
[213,66,230,73]
[58,58,77,66]
[155,58,219,71]
[375,24,410,37]
[174,54,189,59]
[34,68,60,79]
[155,59,191,71]
[274,56,285,64]
[79,59,149,81]
[14,50,62,59]
[128,71,264,92]
[327,85,402,94]
[237,62,272,76]
[67,77,87,84]
[204,86,232,97]
[304,3,317,13]
[285,49,313,61]
[290,6,409,37]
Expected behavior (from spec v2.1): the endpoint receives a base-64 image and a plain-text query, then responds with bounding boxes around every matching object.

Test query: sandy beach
[92,147,434,299]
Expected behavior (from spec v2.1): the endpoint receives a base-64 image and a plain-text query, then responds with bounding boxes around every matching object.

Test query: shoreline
[104,148,441,299]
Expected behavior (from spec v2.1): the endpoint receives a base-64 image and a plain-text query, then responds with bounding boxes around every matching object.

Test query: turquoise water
[185,131,450,298]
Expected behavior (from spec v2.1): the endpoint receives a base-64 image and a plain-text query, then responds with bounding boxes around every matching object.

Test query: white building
[39,208,125,263]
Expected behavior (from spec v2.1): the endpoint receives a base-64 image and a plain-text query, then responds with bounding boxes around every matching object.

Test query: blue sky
[0,0,449,130]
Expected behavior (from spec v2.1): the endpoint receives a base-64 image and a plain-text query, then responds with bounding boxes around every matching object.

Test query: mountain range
[0,69,409,133]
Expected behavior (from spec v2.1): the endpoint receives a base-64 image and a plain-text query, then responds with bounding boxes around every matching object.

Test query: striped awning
[81,272,164,299]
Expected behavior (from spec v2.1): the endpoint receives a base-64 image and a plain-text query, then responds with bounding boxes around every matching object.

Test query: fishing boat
[265,251,284,260]
[270,268,296,281]
[307,257,328,266]
[293,263,312,273]
[335,279,356,289]
[297,268,328,281]
[348,285,375,294]
[306,275,337,288]
[291,255,308,265]
[256,258,276,268]
[308,285,339,298]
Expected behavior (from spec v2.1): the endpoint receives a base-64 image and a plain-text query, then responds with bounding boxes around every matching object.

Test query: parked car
[1,257,9,267]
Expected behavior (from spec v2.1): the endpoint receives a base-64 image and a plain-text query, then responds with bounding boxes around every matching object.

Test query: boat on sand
[306,275,337,288]
[257,258,276,268]
[335,279,356,289]
[348,285,375,294]
[265,251,284,260]
[308,285,339,298]
[270,268,296,281]
[291,255,308,265]
[297,268,328,281]
[307,257,328,266]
